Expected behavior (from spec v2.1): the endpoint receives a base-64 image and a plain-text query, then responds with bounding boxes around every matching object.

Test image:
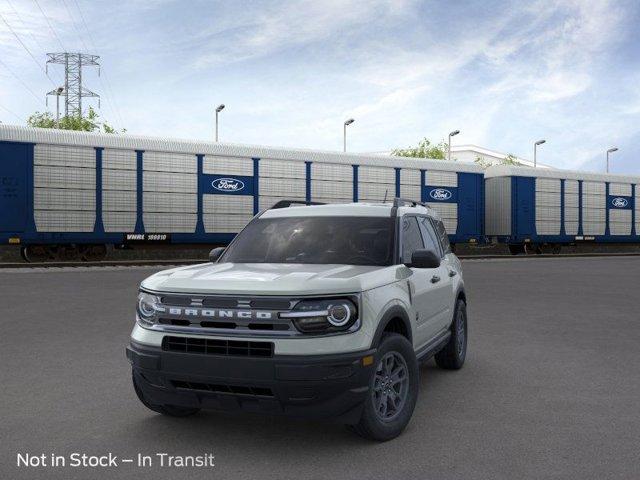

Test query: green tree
[392,138,450,160]
[503,153,522,166]
[27,107,125,133]
[474,153,523,169]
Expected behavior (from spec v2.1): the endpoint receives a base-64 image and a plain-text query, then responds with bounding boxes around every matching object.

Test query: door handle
[430,275,441,284]
[448,270,457,277]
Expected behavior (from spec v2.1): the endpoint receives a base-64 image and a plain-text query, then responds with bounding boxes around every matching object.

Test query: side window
[431,218,452,255]
[418,217,442,257]
[401,216,424,264]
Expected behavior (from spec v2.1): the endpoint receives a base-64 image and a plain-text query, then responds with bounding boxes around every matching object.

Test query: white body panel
[133,202,464,356]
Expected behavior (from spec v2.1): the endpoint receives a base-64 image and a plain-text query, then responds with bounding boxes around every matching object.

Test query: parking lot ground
[1,257,639,480]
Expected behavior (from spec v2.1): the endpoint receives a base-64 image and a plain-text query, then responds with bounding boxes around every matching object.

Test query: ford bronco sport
[127,198,468,441]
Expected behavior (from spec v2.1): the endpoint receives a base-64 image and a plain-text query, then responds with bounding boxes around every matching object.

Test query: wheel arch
[371,305,413,348]
[456,288,466,304]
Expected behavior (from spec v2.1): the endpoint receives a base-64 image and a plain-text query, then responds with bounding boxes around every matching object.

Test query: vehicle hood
[141,262,405,295]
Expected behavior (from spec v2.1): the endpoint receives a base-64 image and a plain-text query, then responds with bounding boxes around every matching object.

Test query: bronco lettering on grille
[166,308,273,320]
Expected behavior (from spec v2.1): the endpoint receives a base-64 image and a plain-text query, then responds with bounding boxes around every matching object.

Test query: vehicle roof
[485,164,640,183]
[260,202,441,220]
[0,124,483,174]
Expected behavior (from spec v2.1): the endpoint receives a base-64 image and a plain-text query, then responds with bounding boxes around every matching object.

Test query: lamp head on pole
[607,147,618,154]
[216,104,225,113]
[344,118,355,126]
[535,139,546,146]
[449,130,460,137]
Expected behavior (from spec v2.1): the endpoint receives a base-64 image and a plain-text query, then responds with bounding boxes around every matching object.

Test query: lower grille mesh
[162,336,274,357]
[171,380,274,397]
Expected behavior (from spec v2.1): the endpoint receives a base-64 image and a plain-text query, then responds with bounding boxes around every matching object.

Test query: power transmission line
[33,0,66,52]
[0,56,46,105]
[0,12,57,88]
[0,102,24,122]
[68,0,125,128]
[60,0,90,52]
[5,0,65,85]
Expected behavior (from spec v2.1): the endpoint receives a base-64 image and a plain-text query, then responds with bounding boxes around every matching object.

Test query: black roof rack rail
[270,200,327,209]
[392,197,430,208]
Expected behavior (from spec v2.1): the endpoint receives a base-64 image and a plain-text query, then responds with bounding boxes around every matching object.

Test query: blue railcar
[0,125,485,261]
[485,165,640,254]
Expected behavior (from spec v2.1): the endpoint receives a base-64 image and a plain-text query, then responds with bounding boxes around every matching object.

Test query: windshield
[221,216,395,266]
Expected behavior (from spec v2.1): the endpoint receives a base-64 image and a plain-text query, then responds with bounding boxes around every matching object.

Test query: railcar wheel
[524,243,541,255]
[22,245,49,263]
[80,244,107,262]
[508,244,525,255]
[57,245,80,261]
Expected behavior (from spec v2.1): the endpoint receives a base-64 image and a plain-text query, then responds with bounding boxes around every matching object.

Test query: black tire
[132,372,200,417]
[351,333,419,441]
[435,299,467,370]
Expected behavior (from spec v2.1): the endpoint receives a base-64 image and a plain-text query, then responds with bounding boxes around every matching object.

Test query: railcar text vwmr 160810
[0,125,485,261]
[484,165,640,254]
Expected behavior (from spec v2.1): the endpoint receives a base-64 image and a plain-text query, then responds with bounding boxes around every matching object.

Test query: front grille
[157,318,292,333]
[162,336,274,357]
[171,380,274,397]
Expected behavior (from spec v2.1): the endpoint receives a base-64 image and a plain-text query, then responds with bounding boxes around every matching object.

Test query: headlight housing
[281,298,359,334]
[136,291,163,326]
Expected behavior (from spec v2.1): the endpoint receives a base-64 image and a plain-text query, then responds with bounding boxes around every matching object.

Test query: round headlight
[327,303,352,327]
[137,292,159,320]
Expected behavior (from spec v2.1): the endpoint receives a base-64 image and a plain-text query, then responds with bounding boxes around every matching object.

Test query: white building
[368,145,552,169]
[450,145,551,169]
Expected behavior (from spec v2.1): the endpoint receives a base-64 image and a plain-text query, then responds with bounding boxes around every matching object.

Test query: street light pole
[343,118,355,152]
[606,147,618,173]
[534,139,546,167]
[55,87,64,128]
[448,130,460,161]
[215,104,225,142]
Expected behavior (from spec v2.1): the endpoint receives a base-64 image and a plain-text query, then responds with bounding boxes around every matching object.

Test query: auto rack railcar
[0,125,484,261]
[485,165,640,254]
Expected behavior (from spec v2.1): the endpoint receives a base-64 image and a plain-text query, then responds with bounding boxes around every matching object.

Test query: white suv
[127,198,468,441]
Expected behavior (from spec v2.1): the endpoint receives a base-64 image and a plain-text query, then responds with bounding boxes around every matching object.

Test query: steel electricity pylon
[46,53,100,118]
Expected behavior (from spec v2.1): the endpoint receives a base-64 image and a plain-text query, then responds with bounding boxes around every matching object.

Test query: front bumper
[127,340,376,423]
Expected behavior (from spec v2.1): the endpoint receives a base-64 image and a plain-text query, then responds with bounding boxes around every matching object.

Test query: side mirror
[209,247,225,263]
[406,249,440,269]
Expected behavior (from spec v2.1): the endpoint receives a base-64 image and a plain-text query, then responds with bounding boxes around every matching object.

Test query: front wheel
[351,333,419,441]
[435,299,467,370]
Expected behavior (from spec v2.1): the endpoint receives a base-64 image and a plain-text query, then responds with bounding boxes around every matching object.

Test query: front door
[401,216,450,347]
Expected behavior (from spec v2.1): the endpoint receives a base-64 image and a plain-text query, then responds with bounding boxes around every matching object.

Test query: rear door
[0,142,29,233]
[419,216,455,332]
[401,215,449,346]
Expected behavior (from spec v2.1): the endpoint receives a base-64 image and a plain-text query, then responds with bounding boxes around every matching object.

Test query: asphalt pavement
[1,257,639,480]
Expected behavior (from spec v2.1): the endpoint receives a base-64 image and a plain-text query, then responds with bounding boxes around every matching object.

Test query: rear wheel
[350,333,419,441]
[435,299,467,370]
[132,372,200,417]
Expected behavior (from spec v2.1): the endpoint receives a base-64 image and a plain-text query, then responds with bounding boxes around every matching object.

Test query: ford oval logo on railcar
[429,188,453,201]
[611,197,629,208]
[211,178,245,192]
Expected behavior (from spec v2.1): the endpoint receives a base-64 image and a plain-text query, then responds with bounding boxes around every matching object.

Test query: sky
[0,0,639,174]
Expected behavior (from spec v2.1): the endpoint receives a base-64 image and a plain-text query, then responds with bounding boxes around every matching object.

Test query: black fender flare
[371,305,413,348]
[455,287,466,304]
